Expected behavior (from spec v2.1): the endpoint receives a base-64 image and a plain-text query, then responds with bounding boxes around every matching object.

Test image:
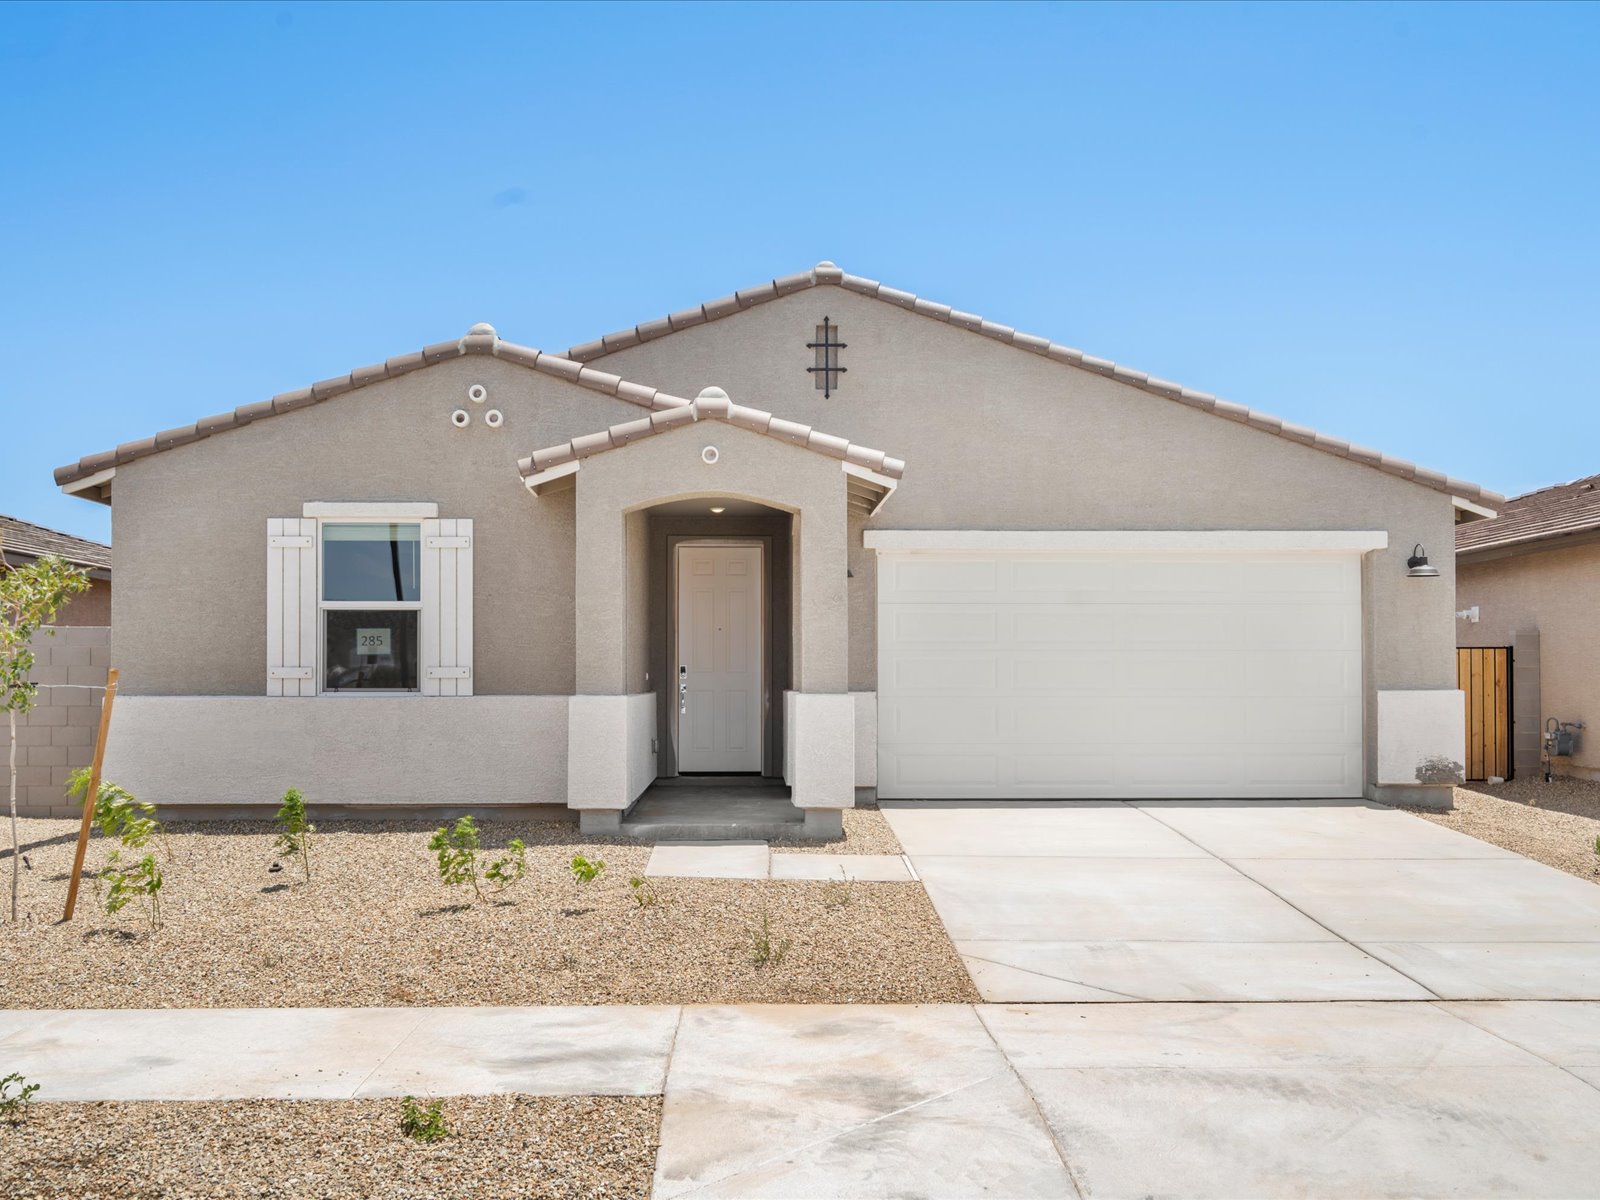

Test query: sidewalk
[6,1001,1600,1198]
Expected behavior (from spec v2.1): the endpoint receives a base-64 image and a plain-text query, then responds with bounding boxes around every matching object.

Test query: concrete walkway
[6,1001,1600,1197]
[882,799,1600,1001]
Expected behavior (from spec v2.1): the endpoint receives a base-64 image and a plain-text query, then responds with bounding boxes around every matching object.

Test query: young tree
[2,544,90,922]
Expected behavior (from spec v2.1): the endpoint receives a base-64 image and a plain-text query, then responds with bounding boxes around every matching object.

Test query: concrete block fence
[9,625,110,817]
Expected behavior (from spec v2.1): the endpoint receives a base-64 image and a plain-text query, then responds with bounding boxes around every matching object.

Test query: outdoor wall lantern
[1406,544,1439,578]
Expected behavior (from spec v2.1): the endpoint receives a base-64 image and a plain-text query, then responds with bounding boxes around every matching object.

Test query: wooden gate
[1457,647,1511,781]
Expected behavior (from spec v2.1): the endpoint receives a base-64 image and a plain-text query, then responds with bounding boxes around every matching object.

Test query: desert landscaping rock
[0,1094,661,1200]
[770,803,904,855]
[0,817,977,1008]
[1407,780,1600,883]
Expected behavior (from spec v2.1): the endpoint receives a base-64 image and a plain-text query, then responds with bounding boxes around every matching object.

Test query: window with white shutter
[266,508,473,696]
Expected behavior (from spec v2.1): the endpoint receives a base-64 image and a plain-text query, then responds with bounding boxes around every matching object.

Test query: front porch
[618,777,807,841]
[528,387,899,838]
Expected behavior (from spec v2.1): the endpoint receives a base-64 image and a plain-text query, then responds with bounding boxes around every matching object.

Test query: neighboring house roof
[520,387,904,516]
[567,261,1504,510]
[0,513,111,571]
[1456,473,1600,557]
[52,325,694,498]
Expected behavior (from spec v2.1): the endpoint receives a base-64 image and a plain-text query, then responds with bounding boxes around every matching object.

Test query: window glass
[322,524,421,602]
[323,609,419,691]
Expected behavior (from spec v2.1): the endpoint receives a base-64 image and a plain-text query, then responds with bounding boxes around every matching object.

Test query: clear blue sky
[3,1,1596,544]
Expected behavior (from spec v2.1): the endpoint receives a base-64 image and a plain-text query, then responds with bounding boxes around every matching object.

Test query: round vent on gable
[451,409,471,428]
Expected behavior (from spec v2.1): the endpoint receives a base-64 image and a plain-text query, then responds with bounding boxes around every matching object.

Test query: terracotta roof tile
[1457,473,1600,556]
[53,325,696,489]
[519,387,903,485]
[563,261,1502,508]
[0,514,110,570]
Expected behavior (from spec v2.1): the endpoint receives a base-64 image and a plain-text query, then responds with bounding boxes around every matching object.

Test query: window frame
[309,505,434,696]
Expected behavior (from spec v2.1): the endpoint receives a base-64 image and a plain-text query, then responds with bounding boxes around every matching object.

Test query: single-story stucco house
[1456,473,1599,782]
[54,263,1501,833]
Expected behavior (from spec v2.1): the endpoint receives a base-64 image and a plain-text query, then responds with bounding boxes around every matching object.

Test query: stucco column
[793,497,849,693]
[575,490,627,696]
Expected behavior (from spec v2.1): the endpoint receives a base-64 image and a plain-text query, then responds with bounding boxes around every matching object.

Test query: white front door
[677,544,763,773]
[876,550,1364,799]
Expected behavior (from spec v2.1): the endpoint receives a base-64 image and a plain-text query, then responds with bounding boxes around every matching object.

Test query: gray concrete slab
[0,1010,51,1046]
[881,800,1206,858]
[1359,942,1600,999]
[913,855,1336,943]
[987,998,1600,1198]
[2,1008,425,1100]
[644,840,770,879]
[980,1001,1545,1069]
[1237,858,1600,942]
[1437,1001,1600,1067]
[354,1005,680,1097]
[958,939,1432,1002]
[651,1004,1075,1200]
[769,853,913,882]
[1138,799,1519,860]
[1022,1063,1600,1199]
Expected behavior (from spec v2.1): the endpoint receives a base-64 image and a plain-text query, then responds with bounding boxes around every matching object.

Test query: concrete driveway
[881,799,1600,1001]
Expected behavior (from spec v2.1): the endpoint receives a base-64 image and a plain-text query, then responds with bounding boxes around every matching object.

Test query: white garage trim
[864,530,1388,554]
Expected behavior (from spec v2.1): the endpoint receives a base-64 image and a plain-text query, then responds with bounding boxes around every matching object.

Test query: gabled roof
[1456,473,1600,557]
[568,261,1504,511]
[53,324,694,500]
[519,387,904,516]
[0,513,111,572]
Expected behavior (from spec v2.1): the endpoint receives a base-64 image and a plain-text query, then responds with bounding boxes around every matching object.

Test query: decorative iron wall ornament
[807,316,847,397]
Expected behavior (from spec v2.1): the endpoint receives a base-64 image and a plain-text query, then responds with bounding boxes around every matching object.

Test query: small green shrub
[570,853,606,886]
[100,850,164,931]
[273,787,314,883]
[628,875,659,909]
[0,1072,39,1121]
[749,906,791,967]
[69,769,166,932]
[427,816,526,903]
[399,1095,449,1143]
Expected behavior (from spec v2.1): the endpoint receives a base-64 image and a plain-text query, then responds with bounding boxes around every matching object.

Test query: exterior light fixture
[709,506,726,514]
[1406,544,1439,578]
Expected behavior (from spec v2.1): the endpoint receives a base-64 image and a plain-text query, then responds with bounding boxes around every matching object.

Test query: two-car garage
[870,532,1380,800]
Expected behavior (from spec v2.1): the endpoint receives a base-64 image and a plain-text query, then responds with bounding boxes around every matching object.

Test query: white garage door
[876,551,1363,799]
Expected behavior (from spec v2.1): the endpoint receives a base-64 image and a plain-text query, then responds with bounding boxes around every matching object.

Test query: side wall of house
[1458,540,1600,778]
[588,287,1463,793]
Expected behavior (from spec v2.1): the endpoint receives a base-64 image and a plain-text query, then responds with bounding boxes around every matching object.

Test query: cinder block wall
[9,625,110,817]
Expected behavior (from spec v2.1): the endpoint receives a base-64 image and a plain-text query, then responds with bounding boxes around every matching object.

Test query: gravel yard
[1407,776,1600,883]
[1,815,974,1008]
[1,1094,660,1200]
[771,801,904,854]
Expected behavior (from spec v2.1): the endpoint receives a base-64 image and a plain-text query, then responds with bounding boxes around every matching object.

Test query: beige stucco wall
[110,356,647,696]
[568,420,849,695]
[1458,540,1600,777]
[588,287,1463,788]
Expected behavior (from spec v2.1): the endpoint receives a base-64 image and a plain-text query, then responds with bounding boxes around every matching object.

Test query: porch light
[710,506,726,514]
[1406,544,1439,578]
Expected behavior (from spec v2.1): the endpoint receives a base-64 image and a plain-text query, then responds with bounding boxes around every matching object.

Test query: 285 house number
[355,628,391,656]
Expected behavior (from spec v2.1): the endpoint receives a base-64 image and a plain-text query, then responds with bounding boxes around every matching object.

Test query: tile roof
[52,325,691,490]
[567,261,1504,509]
[519,386,904,482]
[0,514,111,571]
[1456,473,1600,557]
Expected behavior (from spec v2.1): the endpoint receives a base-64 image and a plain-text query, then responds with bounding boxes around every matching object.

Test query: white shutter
[266,518,317,696]
[420,517,474,696]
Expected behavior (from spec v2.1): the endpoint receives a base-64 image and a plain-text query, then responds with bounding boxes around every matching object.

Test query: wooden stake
[63,667,118,922]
